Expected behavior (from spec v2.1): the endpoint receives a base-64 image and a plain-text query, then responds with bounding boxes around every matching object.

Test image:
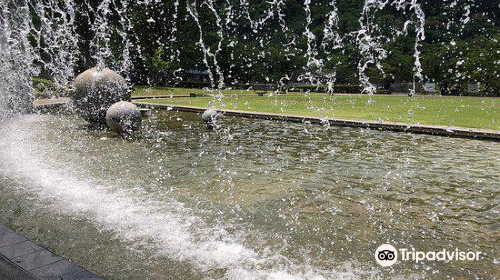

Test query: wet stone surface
[0,217,103,280]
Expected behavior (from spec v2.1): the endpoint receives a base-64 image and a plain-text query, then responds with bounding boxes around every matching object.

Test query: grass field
[133,86,251,96]
[134,88,499,130]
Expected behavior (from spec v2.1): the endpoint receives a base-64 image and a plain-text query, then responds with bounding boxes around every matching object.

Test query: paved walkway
[33,97,70,107]
[0,219,103,280]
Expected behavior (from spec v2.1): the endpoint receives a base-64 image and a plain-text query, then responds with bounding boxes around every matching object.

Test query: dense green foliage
[68,0,499,95]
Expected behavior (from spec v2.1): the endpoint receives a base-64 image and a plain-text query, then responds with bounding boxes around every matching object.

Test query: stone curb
[135,102,500,141]
[33,98,70,111]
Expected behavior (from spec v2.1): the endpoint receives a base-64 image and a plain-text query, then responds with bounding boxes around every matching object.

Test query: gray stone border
[0,219,104,280]
[135,102,500,141]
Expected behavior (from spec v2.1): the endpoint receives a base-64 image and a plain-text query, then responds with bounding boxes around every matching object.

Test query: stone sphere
[72,67,130,124]
[106,101,142,134]
[202,108,220,128]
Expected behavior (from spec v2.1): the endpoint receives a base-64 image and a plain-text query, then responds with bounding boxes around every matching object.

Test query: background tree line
[59,0,500,95]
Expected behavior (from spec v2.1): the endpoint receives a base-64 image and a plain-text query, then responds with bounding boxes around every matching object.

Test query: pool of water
[0,110,498,279]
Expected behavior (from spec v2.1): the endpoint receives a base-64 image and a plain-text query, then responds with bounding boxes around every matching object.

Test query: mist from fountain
[0,0,37,119]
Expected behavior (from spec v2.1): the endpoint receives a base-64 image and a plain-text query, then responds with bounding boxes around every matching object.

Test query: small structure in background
[251,83,278,95]
[106,101,142,134]
[186,70,210,83]
[424,82,436,93]
[468,83,480,93]
[390,82,425,95]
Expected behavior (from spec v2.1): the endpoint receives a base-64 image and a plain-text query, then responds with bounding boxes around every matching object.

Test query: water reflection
[0,111,498,279]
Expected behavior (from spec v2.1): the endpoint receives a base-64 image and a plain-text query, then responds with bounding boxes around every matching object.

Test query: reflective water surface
[0,111,498,280]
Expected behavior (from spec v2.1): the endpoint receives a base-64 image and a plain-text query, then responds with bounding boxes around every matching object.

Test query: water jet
[202,108,220,129]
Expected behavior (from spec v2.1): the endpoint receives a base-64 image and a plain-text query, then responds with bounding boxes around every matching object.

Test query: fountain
[72,68,130,124]
[0,0,36,119]
[201,108,221,129]
[0,0,498,279]
[106,101,142,134]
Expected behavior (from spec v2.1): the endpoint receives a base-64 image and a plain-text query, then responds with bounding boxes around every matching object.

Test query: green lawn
[132,86,252,96]
[136,90,499,130]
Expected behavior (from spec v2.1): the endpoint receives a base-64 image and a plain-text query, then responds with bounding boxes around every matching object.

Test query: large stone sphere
[72,67,130,124]
[106,101,142,134]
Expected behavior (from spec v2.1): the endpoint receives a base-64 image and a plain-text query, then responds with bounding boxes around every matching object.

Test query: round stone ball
[106,101,142,134]
[202,108,220,127]
[72,67,130,124]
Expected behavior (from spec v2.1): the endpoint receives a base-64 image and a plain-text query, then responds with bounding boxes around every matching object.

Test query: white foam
[0,115,376,280]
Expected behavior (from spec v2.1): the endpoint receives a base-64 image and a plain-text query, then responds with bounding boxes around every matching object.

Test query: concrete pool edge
[0,219,104,280]
[135,102,500,141]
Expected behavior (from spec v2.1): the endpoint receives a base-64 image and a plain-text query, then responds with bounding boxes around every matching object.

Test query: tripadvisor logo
[375,244,398,266]
[375,244,481,267]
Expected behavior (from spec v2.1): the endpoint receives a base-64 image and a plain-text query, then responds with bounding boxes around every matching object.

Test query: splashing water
[1,112,498,279]
[0,0,36,118]
[1,114,393,280]
[3,0,493,112]
[0,1,498,279]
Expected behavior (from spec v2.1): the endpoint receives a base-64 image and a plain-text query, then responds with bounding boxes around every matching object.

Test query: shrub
[31,77,68,98]
[375,89,392,94]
